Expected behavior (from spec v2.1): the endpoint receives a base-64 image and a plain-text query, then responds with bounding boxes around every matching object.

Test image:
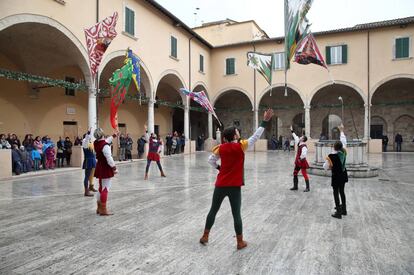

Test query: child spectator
[45,143,56,169]
[32,148,41,171]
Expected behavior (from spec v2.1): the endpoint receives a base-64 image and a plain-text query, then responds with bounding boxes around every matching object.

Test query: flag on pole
[125,48,141,92]
[247,52,273,85]
[109,60,133,130]
[84,12,118,77]
[285,0,313,69]
[179,88,221,125]
[294,33,327,69]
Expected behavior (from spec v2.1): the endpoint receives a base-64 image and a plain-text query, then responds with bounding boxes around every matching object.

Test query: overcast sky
[155,0,414,37]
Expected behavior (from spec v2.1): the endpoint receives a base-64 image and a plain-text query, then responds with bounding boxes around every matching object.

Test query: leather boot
[199,229,209,245]
[290,176,298,190]
[99,202,113,216]
[160,171,166,177]
[331,208,342,219]
[84,188,94,197]
[304,180,310,192]
[341,204,347,216]
[236,234,247,250]
[144,173,148,180]
[89,184,97,192]
[96,201,101,215]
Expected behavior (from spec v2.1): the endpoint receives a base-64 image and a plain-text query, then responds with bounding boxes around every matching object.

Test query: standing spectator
[119,134,126,161]
[19,146,30,173]
[319,133,328,141]
[31,147,41,171]
[197,134,205,151]
[10,134,21,148]
[165,134,173,155]
[11,144,22,175]
[284,137,290,152]
[64,137,73,166]
[74,136,82,146]
[0,134,11,149]
[56,137,65,168]
[137,135,147,159]
[181,134,186,153]
[33,136,43,169]
[125,133,133,160]
[382,134,389,152]
[45,143,56,170]
[395,133,403,152]
[270,135,278,150]
[172,131,179,154]
[23,134,34,152]
[278,135,283,150]
[290,138,295,151]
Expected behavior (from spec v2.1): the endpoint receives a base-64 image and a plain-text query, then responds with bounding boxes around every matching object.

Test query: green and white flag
[247,52,273,85]
[285,0,313,69]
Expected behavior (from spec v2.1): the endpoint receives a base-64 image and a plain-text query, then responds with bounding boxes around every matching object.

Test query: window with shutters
[272,52,285,70]
[225,58,236,75]
[326,45,347,65]
[125,6,135,36]
[394,37,410,59]
[199,54,204,73]
[170,36,178,58]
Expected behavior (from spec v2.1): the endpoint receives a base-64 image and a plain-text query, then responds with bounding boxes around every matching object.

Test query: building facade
[0,0,413,151]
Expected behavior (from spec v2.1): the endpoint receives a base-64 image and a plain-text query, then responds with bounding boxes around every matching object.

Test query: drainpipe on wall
[95,0,100,127]
[252,43,258,134]
[186,36,195,153]
[367,30,371,152]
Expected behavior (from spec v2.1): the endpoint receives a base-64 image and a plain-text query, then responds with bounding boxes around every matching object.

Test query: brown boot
[236,234,247,250]
[89,184,97,192]
[160,171,166,177]
[99,202,113,216]
[199,229,210,245]
[84,188,94,197]
[96,201,101,215]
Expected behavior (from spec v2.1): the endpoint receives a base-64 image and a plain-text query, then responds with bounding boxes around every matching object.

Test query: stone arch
[0,13,92,86]
[192,81,209,95]
[257,83,305,110]
[155,69,187,101]
[98,50,154,99]
[370,115,388,138]
[393,114,414,151]
[309,80,367,106]
[370,74,414,104]
[212,87,253,109]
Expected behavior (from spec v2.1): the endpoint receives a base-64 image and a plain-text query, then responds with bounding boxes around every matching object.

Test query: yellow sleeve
[325,156,333,167]
[212,145,220,155]
[240,140,249,152]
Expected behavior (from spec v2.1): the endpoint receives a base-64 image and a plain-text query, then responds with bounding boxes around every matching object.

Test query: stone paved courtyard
[0,151,413,274]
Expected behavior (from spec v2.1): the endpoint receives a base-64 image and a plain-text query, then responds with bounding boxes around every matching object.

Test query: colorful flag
[179,88,221,125]
[285,0,313,69]
[294,33,327,69]
[125,48,141,92]
[109,60,133,130]
[84,12,118,77]
[247,52,273,85]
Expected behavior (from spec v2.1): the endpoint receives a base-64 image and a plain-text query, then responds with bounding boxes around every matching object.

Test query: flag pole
[284,0,288,97]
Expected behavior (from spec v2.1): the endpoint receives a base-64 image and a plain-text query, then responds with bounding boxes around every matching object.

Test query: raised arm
[208,145,221,169]
[82,131,92,149]
[244,109,274,150]
[338,124,347,148]
[290,126,300,144]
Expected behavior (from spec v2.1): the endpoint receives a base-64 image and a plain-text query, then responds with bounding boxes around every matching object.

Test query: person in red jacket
[199,109,274,250]
[93,128,118,216]
[290,125,310,192]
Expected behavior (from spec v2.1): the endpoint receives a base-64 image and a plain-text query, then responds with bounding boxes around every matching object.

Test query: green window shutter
[395,38,409,58]
[129,9,135,36]
[342,45,348,64]
[326,46,331,65]
[125,8,130,33]
[171,37,177,58]
[199,55,204,72]
[226,58,235,75]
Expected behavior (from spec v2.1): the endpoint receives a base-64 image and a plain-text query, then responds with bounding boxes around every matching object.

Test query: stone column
[254,108,259,131]
[208,112,213,139]
[364,103,369,140]
[305,104,311,138]
[88,88,97,132]
[147,98,155,134]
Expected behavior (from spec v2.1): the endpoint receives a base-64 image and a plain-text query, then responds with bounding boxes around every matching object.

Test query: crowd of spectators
[0,133,73,175]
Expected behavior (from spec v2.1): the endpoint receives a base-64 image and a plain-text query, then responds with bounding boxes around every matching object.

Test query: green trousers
[204,186,242,235]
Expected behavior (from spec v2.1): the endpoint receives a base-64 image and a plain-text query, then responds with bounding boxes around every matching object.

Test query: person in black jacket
[323,124,348,219]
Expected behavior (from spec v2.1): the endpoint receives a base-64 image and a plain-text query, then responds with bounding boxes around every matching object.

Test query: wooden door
[63,121,78,140]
